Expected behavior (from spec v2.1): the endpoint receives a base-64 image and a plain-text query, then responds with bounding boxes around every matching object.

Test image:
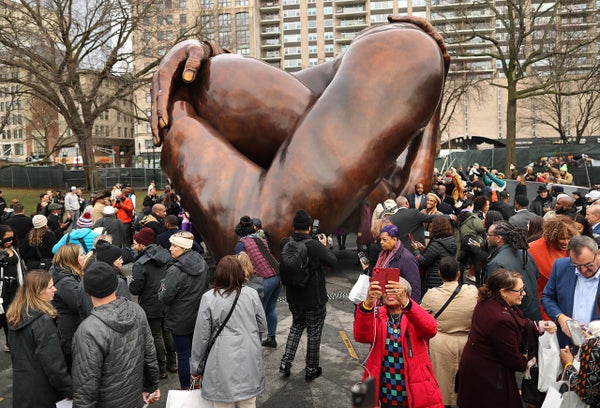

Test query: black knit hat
[95,240,122,265]
[84,261,118,298]
[293,209,312,230]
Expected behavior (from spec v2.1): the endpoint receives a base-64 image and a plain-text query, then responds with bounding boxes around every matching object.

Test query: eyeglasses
[505,286,526,295]
[570,255,597,271]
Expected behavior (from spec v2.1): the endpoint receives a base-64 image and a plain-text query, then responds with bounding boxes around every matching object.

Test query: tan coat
[421,281,478,405]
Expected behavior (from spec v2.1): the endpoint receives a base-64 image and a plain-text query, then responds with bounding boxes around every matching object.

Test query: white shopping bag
[349,274,370,304]
[166,389,209,408]
[541,380,588,408]
[538,332,561,392]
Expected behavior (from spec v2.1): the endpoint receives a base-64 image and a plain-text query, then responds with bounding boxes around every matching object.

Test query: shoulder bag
[251,236,279,276]
[197,290,240,375]
[434,283,462,319]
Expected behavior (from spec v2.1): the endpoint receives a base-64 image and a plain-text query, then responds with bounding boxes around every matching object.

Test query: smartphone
[371,267,400,294]
[468,237,479,247]
[357,251,369,266]
[567,320,586,346]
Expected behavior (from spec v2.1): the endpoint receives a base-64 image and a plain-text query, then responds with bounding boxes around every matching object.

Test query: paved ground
[0,249,372,408]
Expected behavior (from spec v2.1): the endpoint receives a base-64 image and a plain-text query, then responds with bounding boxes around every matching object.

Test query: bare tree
[0,0,205,190]
[436,0,599,173]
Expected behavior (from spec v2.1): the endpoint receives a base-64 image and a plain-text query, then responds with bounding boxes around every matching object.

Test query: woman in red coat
[353,275,443,408]
[457,269,557,408]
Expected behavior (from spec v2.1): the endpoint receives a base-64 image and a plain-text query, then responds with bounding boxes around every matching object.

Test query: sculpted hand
[151,40,212,145]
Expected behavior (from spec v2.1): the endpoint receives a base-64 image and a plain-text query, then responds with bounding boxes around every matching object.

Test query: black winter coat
[130,244,172,319]
[93,214,127,248]
[417,235,457,293]
[158,250,208,335]
[50,265,89,361]
[279,232,337,312]
[72,298,159,407]
[20,230,57,269]
[8,309,72,407]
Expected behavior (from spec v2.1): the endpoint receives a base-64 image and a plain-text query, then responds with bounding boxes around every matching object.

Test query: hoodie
[129,244,173,319]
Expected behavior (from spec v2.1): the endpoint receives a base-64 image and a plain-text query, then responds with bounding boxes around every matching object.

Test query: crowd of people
[348,163,600,407]
[1,164,600,407]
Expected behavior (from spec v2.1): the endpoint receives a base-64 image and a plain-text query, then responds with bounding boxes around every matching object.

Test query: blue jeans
[262,275,282,337]
[172,333,193,388]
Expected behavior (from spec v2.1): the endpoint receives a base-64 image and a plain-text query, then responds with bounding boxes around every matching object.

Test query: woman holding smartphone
[354,275,443,407]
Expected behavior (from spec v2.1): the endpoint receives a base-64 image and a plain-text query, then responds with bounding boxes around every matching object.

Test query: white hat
[71,186,77,191]
[585,190,600,202]
[103,206,115,215]
[32,215,48,229]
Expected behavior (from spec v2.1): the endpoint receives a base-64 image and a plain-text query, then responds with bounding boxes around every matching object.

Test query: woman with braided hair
[485,221,542,320]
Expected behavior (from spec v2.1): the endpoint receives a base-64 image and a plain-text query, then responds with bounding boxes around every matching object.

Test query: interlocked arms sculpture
[152,15,450,259]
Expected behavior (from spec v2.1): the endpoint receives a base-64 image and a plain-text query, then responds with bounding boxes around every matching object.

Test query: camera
[115,198,122,204]
[351,377,375,408]
[311,219,320,240]
[467,238,479,247]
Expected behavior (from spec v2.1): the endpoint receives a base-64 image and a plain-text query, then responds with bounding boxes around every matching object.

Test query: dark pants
[172,333,193,388]
[281,303,326,374]
[148,318,176,373]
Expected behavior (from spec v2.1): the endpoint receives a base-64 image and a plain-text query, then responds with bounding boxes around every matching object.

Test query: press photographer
[111,190,134,246]
[0,225,25,352]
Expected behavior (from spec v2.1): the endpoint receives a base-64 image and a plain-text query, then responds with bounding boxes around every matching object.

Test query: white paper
[56,399,73,408]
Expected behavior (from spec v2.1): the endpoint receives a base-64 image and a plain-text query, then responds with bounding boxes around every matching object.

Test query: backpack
[279,238,311,288]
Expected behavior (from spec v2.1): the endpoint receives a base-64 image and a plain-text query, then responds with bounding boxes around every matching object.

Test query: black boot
[262,336,277,348]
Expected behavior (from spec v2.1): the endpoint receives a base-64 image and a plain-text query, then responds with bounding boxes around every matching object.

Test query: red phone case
[370,267,400,294]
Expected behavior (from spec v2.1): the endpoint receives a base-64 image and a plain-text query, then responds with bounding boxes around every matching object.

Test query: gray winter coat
[190,286,266,402]
[158,250,208,335]
[130,244,173,318]
[71,297,159,408]
[9,309,73,407]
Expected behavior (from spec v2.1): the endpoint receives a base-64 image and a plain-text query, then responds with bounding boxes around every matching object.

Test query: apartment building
[132,0,599,159]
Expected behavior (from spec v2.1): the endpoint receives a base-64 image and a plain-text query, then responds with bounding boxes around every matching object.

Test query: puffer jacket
[417,235,457,293]
[9,308,73,407]
[130,244,173,319]
[158,250,208,335]
[72,297,159,408]
[354,302,444,408]
[50,265,90,360]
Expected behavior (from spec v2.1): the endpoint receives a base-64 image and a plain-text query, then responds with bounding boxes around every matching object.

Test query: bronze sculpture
[152,16,450,259]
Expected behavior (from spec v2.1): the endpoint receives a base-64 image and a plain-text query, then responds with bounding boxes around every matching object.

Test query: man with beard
[485,221,541,320]
[543,194,578,221]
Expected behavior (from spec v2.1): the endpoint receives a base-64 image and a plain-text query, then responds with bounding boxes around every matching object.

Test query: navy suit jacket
[542,257,600,347]
[407,193,427,210]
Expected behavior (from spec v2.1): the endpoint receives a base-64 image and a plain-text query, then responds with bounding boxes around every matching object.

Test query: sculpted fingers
[151,40,207,145]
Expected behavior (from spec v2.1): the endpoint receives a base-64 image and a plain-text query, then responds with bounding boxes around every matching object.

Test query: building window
[179,0,186,7]
[218,0,231,6]
[201,0,213,8]
[218,13,231,28]
[236,29,249,46]
[14,143,23,155]
[236,12,249,27]
[180,14,187,24]
[219,31,232,47]
[236,0,248,5]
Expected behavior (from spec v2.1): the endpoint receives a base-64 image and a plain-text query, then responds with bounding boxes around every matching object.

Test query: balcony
[334,0,366,6]
[261,39,281,48]
[335,18,368,30]
[260,1,279,10]
[335,6,366,16]
[260,13,280,23]
[261,26,281,36]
